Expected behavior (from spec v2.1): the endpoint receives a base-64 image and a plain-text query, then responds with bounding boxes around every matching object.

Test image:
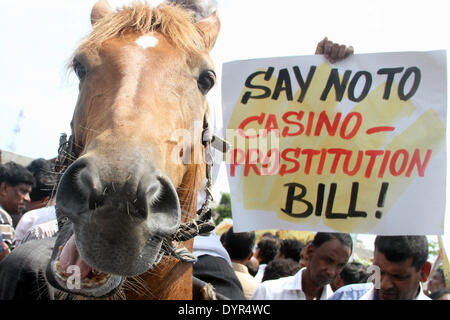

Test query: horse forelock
[76,2,205,56]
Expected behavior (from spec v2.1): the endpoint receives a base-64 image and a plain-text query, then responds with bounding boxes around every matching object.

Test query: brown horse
[45,0,220,299]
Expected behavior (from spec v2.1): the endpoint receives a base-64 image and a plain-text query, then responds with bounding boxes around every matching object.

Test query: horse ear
[166,0,220,51]
[196,11,220,51]
[91,0,113,26]
[167,0,217,20]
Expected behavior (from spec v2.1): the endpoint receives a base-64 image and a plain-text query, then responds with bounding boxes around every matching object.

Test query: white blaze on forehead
[136,35,159,49]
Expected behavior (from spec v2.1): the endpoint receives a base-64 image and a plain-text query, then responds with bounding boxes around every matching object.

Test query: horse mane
[77,2,205,54]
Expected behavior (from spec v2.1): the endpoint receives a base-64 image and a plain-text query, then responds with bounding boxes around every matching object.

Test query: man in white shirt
[14,157,58,246]
[358,235,431,300]
[252,232,352,300]
[14,205,56,246]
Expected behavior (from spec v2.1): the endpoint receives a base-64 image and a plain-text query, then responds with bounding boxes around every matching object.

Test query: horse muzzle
[53,155,181,278]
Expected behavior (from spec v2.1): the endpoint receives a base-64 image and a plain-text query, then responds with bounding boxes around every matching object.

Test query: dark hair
[312,232,353,252]
[257,237,280,264]
[261,232,279,240]
[374,236,428,271]
[340,262,369,285]
[26,158,57,201]
[429,288,450,300]
[219,232,226,245]
[223,227,256,260]
[262,258,301,282]
[0,162,35,187]
[279,239,305,262]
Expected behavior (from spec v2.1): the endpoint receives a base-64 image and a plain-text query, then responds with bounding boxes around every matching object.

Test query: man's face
[1,183,32,215]
[373,251,427,300]
[427,271,445,294]
[306,239,351,287]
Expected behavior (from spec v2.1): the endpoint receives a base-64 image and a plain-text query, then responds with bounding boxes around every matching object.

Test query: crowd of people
[0,159,58,261]
[1,158,449,300]
[215,227,449,300]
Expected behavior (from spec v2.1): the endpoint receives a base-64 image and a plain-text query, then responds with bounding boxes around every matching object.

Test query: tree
[428,238,440,261]
[212,192,232,225]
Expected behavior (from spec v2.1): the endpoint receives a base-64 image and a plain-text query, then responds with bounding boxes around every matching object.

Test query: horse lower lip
[55,261,111,289]
[56,236,113,290]
[57,234,115,285]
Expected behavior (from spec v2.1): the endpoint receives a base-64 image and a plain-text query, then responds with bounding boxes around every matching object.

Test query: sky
[1,0,450,251]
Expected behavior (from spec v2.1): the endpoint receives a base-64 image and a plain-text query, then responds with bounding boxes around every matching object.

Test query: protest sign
[222,51,447,235]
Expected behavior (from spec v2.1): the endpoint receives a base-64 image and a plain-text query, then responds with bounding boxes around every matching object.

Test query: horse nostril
[135,179,159,219]
[145,182,161,203]
[150,177,179,214]
[76,166,105,210]
[56,158,103,218]
[88,193,106,211]
[135,175,181,235]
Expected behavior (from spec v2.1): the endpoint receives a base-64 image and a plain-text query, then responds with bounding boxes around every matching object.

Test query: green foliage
[428,238,440,261]
[212,192,232,225]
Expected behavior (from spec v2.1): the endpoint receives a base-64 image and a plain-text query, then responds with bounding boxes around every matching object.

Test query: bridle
[53,114,229,264]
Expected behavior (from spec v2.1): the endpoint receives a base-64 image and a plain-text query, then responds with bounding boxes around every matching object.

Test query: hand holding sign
[315,37,354,63]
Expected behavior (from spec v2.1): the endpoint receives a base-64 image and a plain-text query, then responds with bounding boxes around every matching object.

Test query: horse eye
[197,70,216,94]
[73,60,87,80]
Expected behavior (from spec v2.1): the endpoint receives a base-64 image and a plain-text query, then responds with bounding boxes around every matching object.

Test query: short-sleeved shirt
[254,264,266,283]
[251,268,333,300]
[328,282,373,300]
[0,206,15,249]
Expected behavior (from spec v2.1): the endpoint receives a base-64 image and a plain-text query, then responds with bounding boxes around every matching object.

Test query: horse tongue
[59,234,92,278]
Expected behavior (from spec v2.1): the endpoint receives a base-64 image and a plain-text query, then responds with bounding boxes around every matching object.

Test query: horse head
[46,0,220,298]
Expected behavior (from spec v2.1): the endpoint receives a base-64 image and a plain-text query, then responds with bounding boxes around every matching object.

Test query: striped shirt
[0,205,15,249]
